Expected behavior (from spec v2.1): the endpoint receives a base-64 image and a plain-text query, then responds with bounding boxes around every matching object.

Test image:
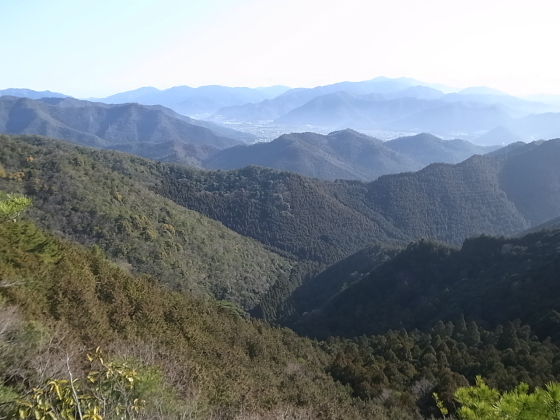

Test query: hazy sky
[1,0,558,97]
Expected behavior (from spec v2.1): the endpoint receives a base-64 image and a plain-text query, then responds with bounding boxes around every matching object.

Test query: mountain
[385,133,498,165]
[0,96,245,166]
[96,85,279,116]
[0,87,68,99]
[268,90,554,139]
[205,129,421,181]
[473,125,530,146]
[384,85,445,100]
[508,112,560,140]
[442,92,559,117]
[210,77,445,123]
[0,134,291,309]
[273,92,444,128]
[292,229,560,340]
[156,164,408,263]
[3,134,560,288]
[205,130,497,182]
[164,139,560,267]
[4,134,560,418]
[382,102,512,134]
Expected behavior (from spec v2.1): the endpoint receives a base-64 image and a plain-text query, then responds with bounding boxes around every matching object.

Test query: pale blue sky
[1,0,559,97]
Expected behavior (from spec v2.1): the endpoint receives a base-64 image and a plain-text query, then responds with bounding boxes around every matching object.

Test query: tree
[11,349,145,420]
[0,193,32,224]
[454,376,560,420]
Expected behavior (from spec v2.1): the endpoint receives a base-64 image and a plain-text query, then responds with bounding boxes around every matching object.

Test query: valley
[2,77,560,420]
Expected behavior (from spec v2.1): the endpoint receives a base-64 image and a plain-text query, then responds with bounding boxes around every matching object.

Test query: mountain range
[3,131,560,419]
[0,96,254,166]
[5,79,560,146]
[92,84,291,116]
[205,78,560,143]
[0,95,504,181]
[205,130,497,181]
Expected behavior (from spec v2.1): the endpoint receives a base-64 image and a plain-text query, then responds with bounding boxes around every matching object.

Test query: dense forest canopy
[2,133,560,419]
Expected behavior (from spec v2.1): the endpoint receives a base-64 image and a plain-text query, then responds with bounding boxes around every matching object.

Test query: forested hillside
[0,220,396,420]
[3,135,560,268]
[4,202,560,419]
[3,134,560,333]
[205,130,494,182]
[292,229,560,340]
[0,96,245,166]
[0,135,292,309]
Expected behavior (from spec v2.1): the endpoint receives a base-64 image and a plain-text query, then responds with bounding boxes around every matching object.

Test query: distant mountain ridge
[210,77,446,123]
[94,84,288,116]
[205,130,498,181]
[290,228,560,339]
[0,87,69,99]
[0,96,250,166]
[207,78,559,142]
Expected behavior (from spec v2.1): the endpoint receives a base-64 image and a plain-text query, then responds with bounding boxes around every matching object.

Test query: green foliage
[323,319,560,417]
[0,193,32,224]
[432,392,448,417]
[293,231,560,340]
[0,134,292,309]
[454,377,560,420]
[12,349,145,420]
[0,220,394,420]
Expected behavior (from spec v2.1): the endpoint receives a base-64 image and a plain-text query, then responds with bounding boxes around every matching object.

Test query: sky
[1,0,559,98]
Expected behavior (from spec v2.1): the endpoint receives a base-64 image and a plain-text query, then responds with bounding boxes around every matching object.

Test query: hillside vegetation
[3,135,560,267]
[4,215,560,419]
[0,220,394,420]
[292,229,560,340]
[0,134,291,309]
[0,96,245,166]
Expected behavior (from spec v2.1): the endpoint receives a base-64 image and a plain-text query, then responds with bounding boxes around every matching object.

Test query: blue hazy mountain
[0,96,246,165]
[210,77,452,122]
[273,92,445,128]
[475,125,530,146]
[94,85,284,116]
[458,86,509,96]
[0,88,69,99]
[204,129,497,181]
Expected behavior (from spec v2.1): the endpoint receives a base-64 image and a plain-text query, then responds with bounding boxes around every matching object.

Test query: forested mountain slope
[2,135,560,274]
[293,229,560,340]
[4,201,560,419]
[0,135,291,309]
[205,129,422,181]
[4,136,560,418]
[156,164,407,262]
[0,220,393,420]
[0,96,244,166]
[385,133,497,166]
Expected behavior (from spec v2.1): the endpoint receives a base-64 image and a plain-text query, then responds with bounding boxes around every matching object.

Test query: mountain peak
[459,86,509,96]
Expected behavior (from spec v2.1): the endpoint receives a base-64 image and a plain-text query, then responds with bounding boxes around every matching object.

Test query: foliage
[12,349,145,420]
[324,319,560,417]
[0,134,292,310]
[454,377,560,420]
[293,231,560,340]
[0,194,31,224]
[0,220,396,420]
